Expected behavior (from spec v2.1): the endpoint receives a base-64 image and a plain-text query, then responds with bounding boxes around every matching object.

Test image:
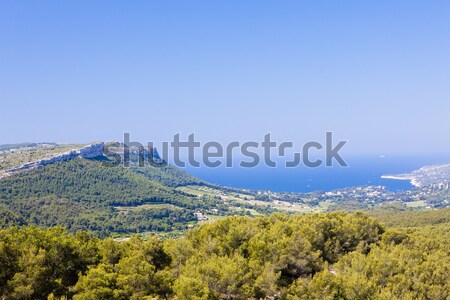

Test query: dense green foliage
[0,159,226,235]
[131,164,204,187]
[0,210,449,300]
[1,159,188,206]
[0,227,99,299]
[367,206,450,227]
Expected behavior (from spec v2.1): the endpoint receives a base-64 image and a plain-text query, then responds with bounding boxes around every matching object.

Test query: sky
[1,1,449,155]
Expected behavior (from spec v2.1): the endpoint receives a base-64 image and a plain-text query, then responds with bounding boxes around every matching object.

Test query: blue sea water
[184,154,450,193]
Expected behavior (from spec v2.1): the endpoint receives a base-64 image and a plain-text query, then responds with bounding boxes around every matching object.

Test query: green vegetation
[131,164,205,187]
[0,159,230,235]
[0,226,98,300]
[0,210,448,299]
[367,206,450,227]
[0,145,449,299]
[1,158,187,206]
[0,157,303,236]
[2,143,448,238]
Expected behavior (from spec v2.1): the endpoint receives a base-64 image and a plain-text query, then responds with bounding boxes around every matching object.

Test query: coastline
[381,175,420,188]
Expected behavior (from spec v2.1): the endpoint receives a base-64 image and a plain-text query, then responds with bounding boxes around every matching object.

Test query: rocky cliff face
[3,142,105,176]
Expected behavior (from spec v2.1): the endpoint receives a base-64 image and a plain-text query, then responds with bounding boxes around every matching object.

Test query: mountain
[0,143,234,236]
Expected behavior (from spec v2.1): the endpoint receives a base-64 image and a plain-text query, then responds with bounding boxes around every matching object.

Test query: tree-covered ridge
[0,158,179,206]
[0,159,224,235]
[0,195,197,236]
[130,164,205,187]
[0,210,448,300]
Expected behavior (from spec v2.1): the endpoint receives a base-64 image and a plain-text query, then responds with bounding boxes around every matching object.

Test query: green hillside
[0,143,292,236]
[130,164,205,187]
[0,158,228,235]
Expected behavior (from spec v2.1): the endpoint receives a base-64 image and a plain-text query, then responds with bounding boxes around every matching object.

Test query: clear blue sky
[1,1,449,155]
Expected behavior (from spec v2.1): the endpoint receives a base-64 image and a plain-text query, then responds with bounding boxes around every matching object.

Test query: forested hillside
[131,164,205,187]
[0,158,227,235]
[367,206,450,227]
[0,210,448,300]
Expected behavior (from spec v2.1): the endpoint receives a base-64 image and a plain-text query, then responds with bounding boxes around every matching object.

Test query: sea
[183,154,450,193]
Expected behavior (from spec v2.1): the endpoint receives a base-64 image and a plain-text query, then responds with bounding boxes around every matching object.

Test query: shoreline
[381,175,420,187]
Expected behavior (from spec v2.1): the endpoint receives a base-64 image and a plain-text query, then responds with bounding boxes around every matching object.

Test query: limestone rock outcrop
[4,142,105,176]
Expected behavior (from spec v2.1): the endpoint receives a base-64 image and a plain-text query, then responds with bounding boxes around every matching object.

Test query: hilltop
[0,143,216,236]
[0,142,281,236]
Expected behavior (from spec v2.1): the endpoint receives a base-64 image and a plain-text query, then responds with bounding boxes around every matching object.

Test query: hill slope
[0,143,228,236]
